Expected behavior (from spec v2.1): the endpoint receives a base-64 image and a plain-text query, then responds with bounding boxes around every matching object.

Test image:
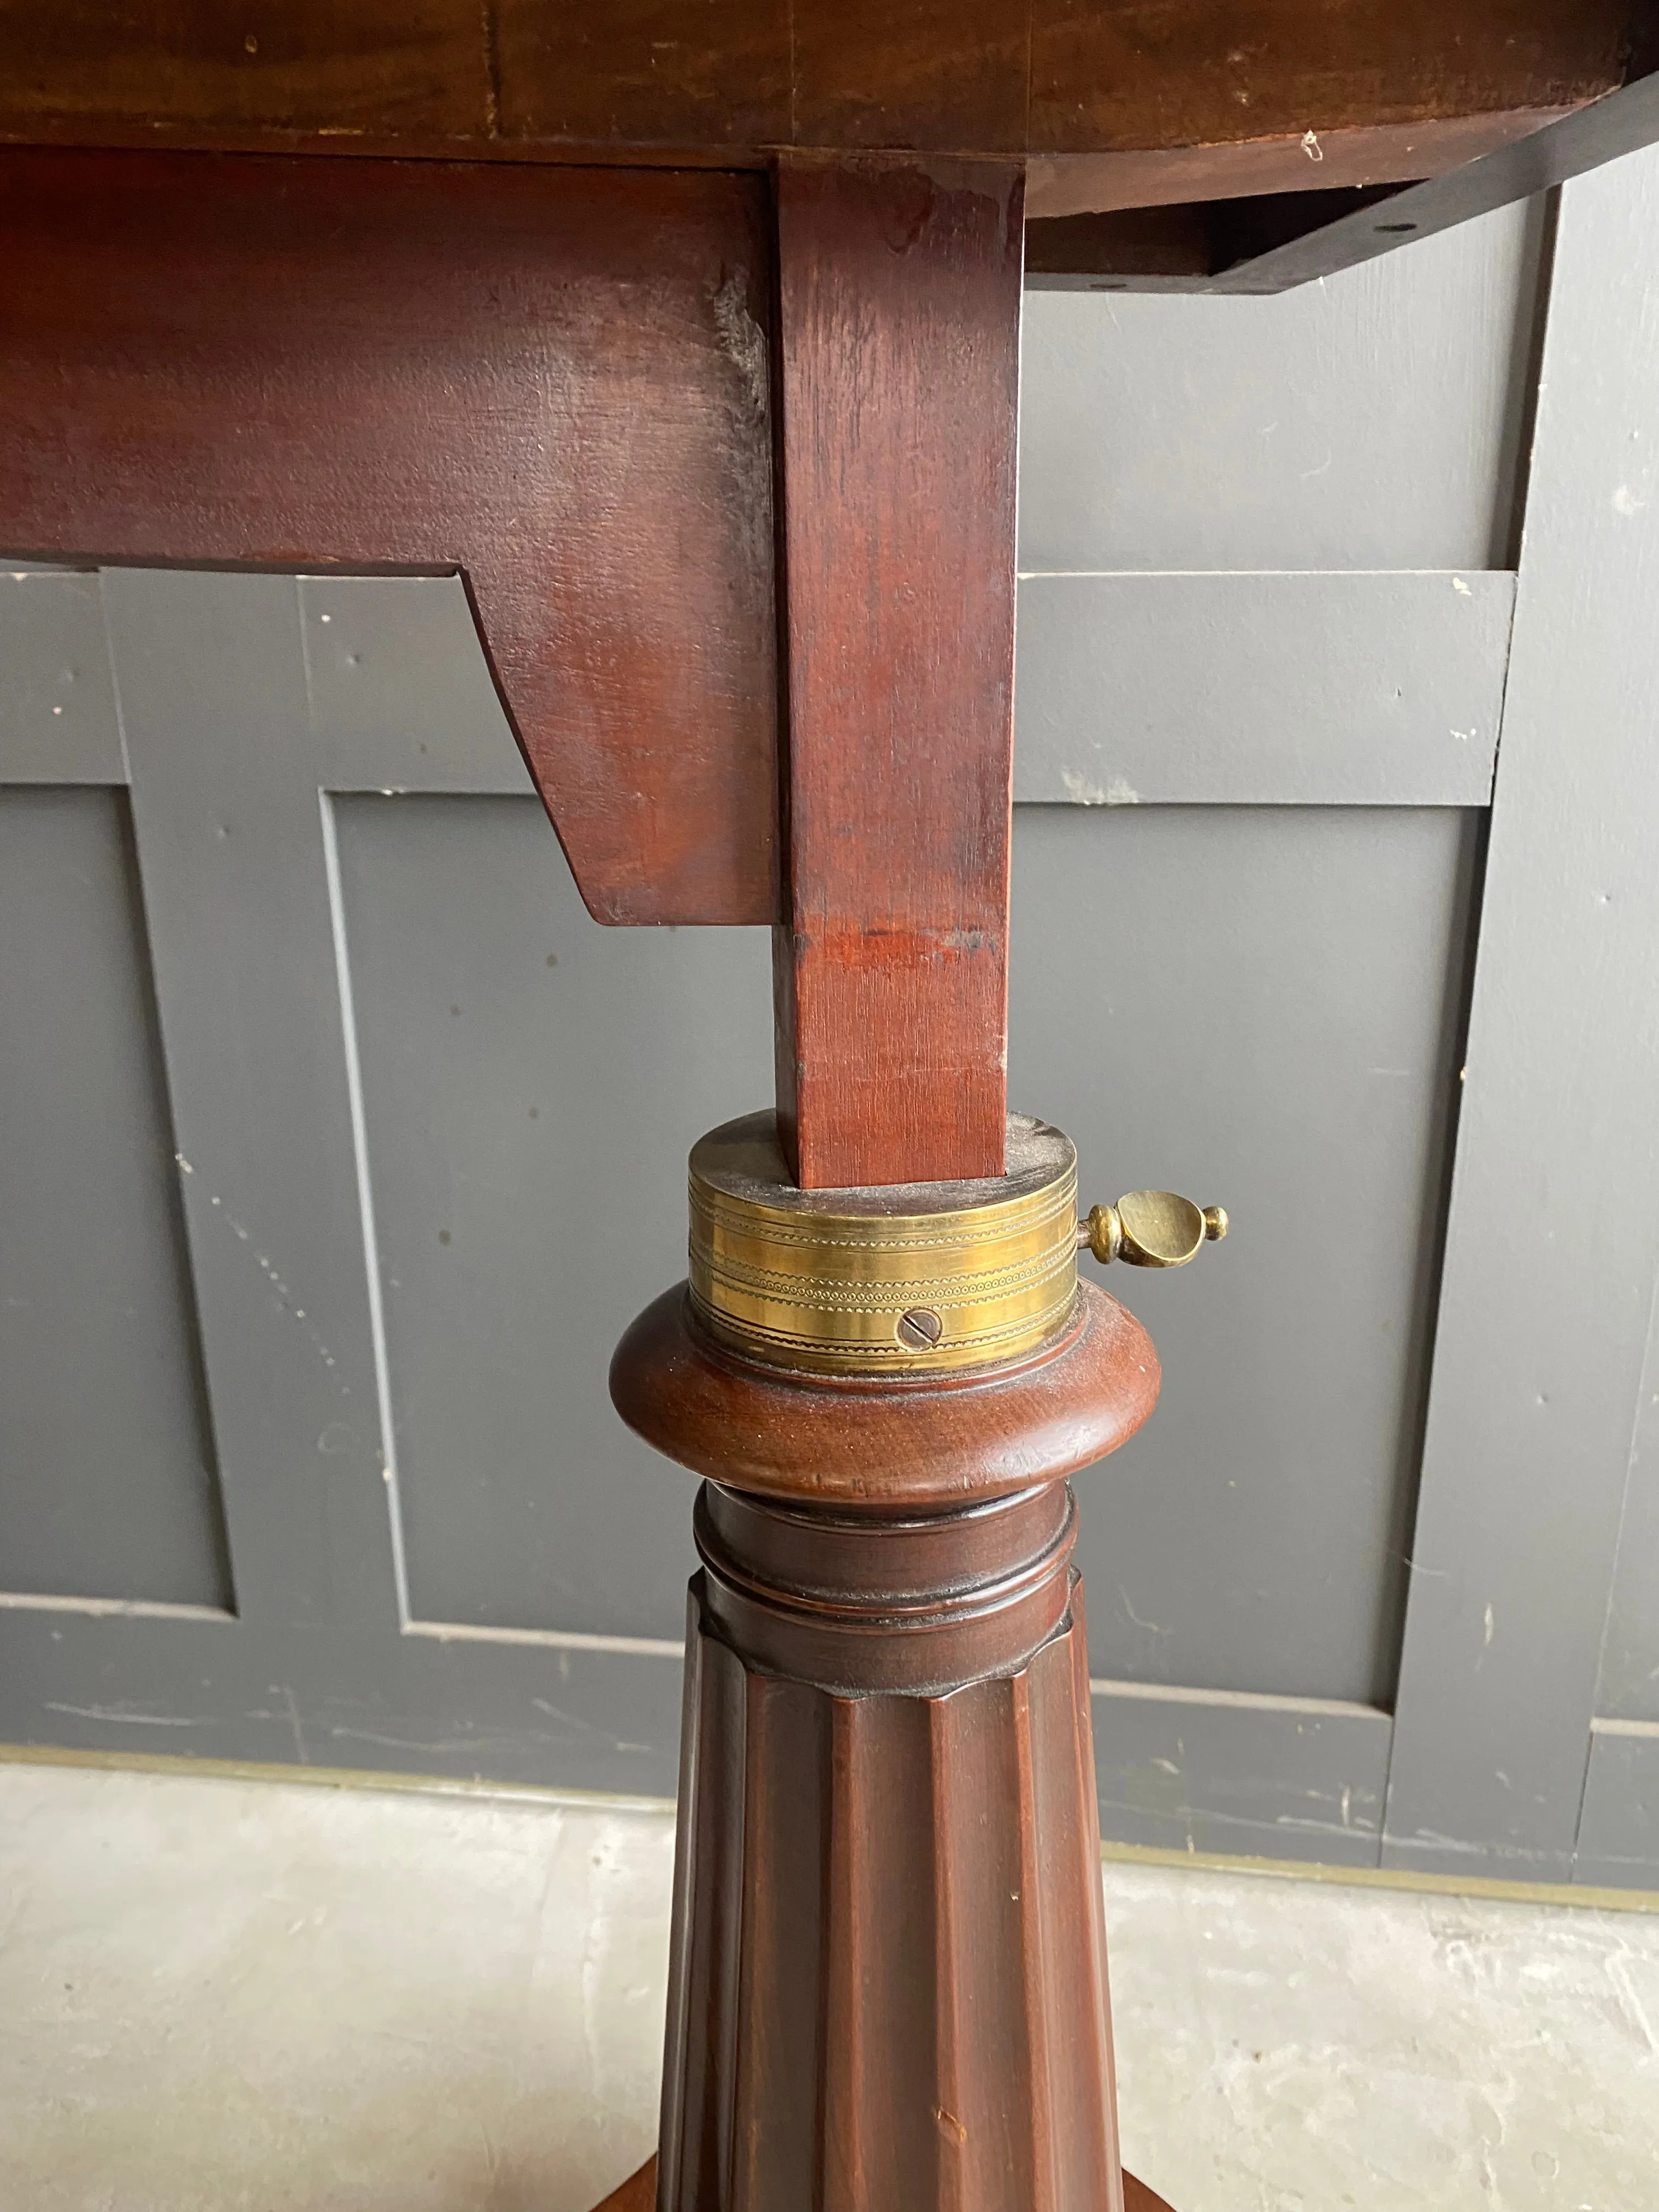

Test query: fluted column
[611,1264,1160,2212]
[659,1480,1122,2212]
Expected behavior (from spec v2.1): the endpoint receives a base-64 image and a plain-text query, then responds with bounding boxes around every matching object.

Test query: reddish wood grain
[0,0,491,139]
[771,157,1025,1189]
[3,1,1630,175]
[607,1277,1167,2210]
[1024,107,1579,220]
[789,0,1029,153]
[1028,0,1633,155]
[495,0,791,149]
[592,2159,1178,2211]
[666,1564,1124,2204]
[590,2160,655,2212]
[611,1282,1159,1509]
[0,145,777,926]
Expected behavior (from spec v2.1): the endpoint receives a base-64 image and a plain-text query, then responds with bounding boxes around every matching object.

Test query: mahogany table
[5,9,1659,2206]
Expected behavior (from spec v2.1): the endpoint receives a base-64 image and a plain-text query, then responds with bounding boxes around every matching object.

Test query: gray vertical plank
[1012,804,1480,1710]
[1594,1278,1659,1726]
[0,787,230,1610]
[1383,147,1659,1878]
[327,792,770,1641]
[0,568,125,782]
[102,569,402,1635]
[300,574,532,795]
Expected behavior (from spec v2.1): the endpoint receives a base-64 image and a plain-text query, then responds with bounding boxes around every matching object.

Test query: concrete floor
[1,1761,1656,2211]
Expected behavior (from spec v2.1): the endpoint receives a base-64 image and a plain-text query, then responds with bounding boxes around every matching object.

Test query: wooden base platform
[595,2158,1177,2212]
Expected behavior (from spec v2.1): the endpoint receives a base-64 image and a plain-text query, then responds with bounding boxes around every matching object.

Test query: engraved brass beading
[687,1113,1080,1376]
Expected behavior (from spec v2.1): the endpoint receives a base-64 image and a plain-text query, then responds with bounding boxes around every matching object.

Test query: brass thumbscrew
[1079,1191,1228,1269]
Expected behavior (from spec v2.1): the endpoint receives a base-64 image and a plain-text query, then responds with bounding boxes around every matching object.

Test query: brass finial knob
[1080,1191,1228,1269]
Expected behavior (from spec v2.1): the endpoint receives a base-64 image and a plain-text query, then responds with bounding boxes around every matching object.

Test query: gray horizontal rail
[1014,569,1513,808]
[1091,1677,1393,1866]
[7,566,1514,814]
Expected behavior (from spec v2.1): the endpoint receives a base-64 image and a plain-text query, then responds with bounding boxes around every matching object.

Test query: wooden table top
[2,2,1653,225]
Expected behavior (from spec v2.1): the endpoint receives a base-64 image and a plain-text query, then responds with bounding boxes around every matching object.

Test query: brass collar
[687,1113,1079,1376]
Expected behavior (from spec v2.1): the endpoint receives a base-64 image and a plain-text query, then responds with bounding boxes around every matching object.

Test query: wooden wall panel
[1383,145,1659,1881]
[772,158,1024,1189]
[0,146,777,927]
[0,557,1511,1858]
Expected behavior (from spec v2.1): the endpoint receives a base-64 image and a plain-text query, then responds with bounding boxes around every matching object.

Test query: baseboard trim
[4,1739,1654,1914]
[1095,1834,1658,1914]
[0,1738,676,1816]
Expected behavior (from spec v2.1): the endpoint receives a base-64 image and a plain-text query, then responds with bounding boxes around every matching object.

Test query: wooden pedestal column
[610,1254,1170,2211]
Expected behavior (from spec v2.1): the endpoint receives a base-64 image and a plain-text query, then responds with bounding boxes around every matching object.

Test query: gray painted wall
[1018,195,1545,573]
[2,166,1656,1883]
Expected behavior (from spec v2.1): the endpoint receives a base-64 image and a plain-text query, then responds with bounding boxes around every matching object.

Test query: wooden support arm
[0,148,779,928]
[772,157,1024,1187]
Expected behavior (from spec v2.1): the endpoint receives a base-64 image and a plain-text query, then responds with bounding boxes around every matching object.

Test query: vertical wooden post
[603,151,1181,2212]
[611,1278,1161,2212]
[771,157,1025,1190]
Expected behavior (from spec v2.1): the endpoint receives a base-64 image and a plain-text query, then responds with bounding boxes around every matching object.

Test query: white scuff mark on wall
[202,1193,344,1377]
[1118,1584,1169,1637]
[1613,483,1647,516]
[1452,575,1473,596]
[279,1686,308,1765]
[43,1702,202,1728]
[326,1725,495,1754]
[1060,767,1139,805]
[1300,128,1323,162]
